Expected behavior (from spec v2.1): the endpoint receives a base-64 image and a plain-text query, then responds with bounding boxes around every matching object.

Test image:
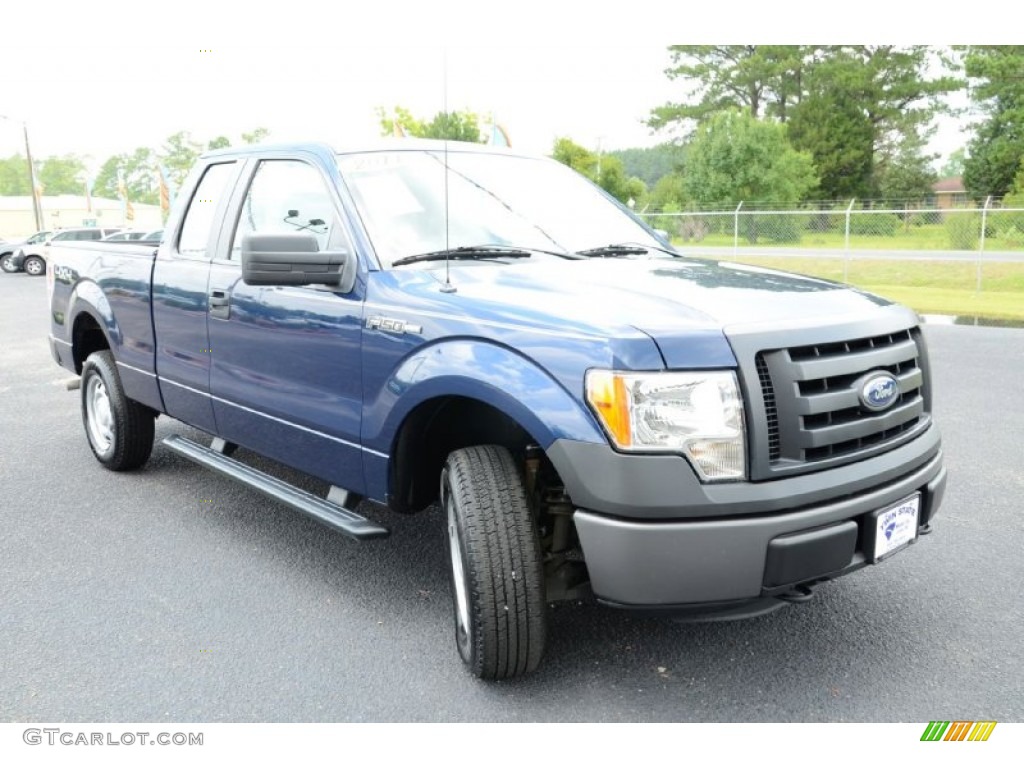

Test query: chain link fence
[644,202,1024,255]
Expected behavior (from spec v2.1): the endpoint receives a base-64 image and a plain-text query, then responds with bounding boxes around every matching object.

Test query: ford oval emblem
[859,373,900,412]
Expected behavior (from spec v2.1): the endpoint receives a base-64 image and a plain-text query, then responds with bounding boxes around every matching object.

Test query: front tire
[442,445,547,679]
[23,255,45,276]
[81,350,155,470]
[0,254,19,273]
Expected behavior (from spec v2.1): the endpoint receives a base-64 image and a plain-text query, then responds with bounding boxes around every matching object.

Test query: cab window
[229,160,347,259]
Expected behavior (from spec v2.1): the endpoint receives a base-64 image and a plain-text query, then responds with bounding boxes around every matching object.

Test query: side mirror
[241,232,351,289]
[653,228,670,243]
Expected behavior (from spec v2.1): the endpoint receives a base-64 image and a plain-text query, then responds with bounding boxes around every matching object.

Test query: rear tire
[0,254,19,273]
[81,350,155,470]
[23,256,45,276]
[442,445,547,679]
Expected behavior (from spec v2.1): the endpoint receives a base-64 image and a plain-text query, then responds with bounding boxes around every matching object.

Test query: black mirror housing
[241,232,350,288]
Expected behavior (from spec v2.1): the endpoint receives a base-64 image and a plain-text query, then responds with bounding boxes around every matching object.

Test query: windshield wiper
[392,245,532,267]
[576,242,683,259]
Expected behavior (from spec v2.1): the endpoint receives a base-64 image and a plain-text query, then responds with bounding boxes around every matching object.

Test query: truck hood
[423,257,902,367]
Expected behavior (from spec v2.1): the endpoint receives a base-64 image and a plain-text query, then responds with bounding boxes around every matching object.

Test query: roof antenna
[440,47,456,294]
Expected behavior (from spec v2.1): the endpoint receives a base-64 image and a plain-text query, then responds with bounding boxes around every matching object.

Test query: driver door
[206,157,367,492]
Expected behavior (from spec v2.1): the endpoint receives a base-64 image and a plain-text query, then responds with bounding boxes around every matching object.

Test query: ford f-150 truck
[48,140,946,679]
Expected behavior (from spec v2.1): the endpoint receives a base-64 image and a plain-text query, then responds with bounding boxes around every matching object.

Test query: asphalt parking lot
[1,272,1021,722]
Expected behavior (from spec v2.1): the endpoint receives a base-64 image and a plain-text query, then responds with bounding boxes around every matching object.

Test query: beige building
[0,195,163,239]
[930,177,968,210]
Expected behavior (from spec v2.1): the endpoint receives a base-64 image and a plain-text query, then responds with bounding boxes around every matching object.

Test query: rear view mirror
[241,232,353,291]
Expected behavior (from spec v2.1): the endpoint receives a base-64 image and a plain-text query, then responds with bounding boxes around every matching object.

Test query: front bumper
[555,431,945,608]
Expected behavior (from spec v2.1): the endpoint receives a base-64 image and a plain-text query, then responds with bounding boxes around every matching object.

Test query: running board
[162,435,389,540]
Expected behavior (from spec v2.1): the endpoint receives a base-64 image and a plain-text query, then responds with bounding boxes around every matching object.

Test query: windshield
[336,149,659,267]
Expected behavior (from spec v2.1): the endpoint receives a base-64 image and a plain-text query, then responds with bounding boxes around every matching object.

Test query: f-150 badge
[366,316,422,335]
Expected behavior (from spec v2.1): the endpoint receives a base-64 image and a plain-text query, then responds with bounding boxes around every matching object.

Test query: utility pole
[1,114,44,230]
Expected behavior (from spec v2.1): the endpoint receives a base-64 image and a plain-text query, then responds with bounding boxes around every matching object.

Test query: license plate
[872,494,921,561]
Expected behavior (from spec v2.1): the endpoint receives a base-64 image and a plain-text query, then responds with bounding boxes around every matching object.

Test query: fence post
[843,198,855,283]
[977,196,991,292]
[733,201,743,257]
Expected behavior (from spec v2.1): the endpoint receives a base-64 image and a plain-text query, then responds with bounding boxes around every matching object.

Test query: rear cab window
[176,162,238,258]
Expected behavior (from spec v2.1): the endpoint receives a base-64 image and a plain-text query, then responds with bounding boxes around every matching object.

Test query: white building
[0,195,163,239]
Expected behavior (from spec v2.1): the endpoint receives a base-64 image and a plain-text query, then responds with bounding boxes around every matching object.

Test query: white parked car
[15,228,124,276]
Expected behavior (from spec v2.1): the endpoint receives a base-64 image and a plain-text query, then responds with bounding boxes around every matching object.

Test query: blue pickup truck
[47,140,946,679]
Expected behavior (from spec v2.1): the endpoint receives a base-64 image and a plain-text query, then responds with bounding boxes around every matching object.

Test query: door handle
[209,290,230,319]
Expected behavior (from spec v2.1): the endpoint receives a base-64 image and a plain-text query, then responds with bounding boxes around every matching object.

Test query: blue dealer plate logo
[859,373,900,411]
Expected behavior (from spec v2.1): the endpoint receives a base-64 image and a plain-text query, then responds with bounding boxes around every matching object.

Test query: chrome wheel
[85,376,114,454]
[0,255,18,273]
[24,257,44,276]
[445,477,472,649]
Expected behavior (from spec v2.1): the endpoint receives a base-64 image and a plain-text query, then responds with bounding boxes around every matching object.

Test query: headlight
[585,369,746,481]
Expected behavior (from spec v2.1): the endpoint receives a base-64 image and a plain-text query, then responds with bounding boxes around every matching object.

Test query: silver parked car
[1,230,54,273]
[13,228,124,276]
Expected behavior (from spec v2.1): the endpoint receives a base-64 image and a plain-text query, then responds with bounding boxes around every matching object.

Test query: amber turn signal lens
[585,370,632,448]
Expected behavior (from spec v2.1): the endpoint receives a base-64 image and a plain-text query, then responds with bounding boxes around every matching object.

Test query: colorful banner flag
[117,169,133,222]
[489,123,511,148]
[157,165,176,219]
[84,177,92,213]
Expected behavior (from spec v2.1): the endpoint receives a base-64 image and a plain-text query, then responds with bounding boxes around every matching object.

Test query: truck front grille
[756,353,781,462]
[754,328,927,472]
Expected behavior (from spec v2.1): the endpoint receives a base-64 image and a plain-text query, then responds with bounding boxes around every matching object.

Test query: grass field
[697,255,1024,321]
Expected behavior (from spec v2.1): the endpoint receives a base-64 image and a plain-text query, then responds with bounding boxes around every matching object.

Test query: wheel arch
[373,339,605,513]
[388,394,543,513]
[70,308,113,374]
[68,281,120,373]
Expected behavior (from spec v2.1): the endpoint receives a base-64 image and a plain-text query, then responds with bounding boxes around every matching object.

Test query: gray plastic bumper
[554,431,945,607]
[547,423,942,519]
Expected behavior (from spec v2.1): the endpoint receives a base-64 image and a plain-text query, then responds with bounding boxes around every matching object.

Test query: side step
[162,435,389,540]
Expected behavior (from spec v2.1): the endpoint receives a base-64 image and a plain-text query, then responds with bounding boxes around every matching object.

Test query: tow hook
[778,584,815,604]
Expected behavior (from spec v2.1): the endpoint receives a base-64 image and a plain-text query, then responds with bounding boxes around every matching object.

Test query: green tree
[874,131,939,201]
[646,172,687,211]
[551,137,646,205]
[608,143,686,188]
[962,46,1024,198]
[788,89,874,199]
[378,106,483,142]
[648,45,808,131]
[650,46,961,200]
[940,147,967,179]
[241,127,270,144]
[789,46,958,199]
[0,154,31,195]
[682,111,817,206]
[207,136,231,150]
[37,154,88,195]
[1013,158,1024,194]
[93,148,159,205]
[159,131,204,187]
